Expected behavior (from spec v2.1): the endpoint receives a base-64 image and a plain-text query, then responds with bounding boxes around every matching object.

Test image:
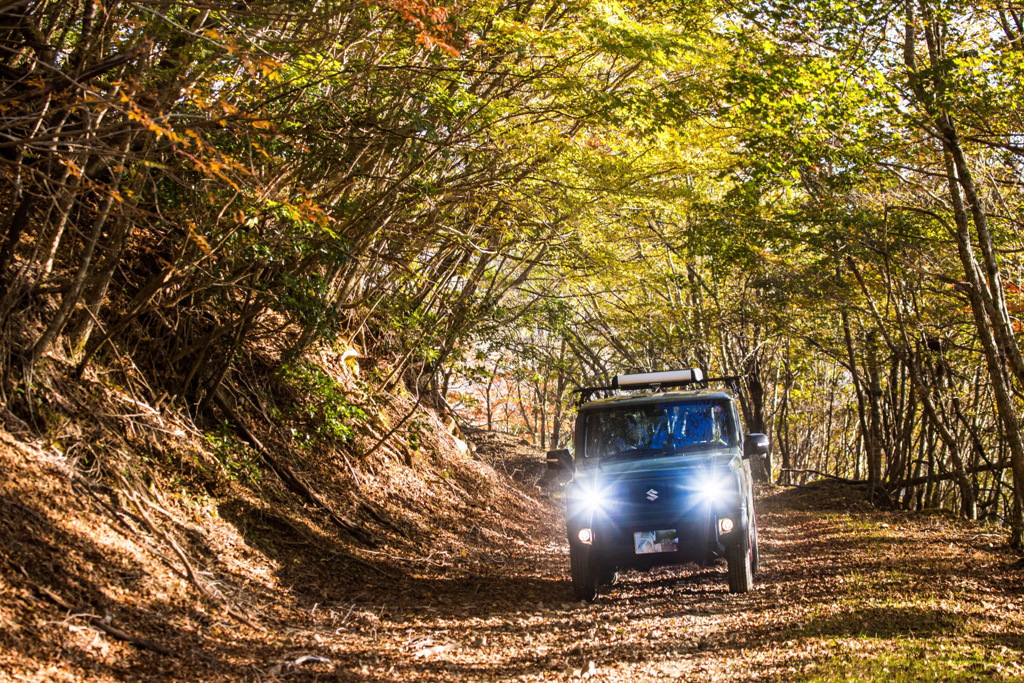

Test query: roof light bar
[614,369,704,388]
[574,370,738,406]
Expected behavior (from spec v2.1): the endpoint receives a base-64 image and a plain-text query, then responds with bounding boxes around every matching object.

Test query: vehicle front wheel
[598,565,619,586]
[726,528,754,593]
[750,515,760,575]
[570,543,599,601]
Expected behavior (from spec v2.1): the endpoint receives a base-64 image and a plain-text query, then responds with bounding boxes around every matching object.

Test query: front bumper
[566,470,749,567]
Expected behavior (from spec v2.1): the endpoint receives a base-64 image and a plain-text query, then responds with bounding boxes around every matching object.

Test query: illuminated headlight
[697,474,729,502]
[578,528,593,544]
[718,517,735,534]
[570,481,609,513]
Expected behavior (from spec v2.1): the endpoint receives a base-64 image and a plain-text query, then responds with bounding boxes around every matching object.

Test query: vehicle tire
[750,514,760,575]
[726,527,753,594]
[570,543,600,601]
[598,565,619,586]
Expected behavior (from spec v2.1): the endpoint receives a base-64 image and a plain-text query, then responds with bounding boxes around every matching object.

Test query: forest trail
[2,431,1023,682]
[318,480,1024,681]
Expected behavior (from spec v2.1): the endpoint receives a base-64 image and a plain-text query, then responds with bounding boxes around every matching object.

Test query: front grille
[605,474,695,513]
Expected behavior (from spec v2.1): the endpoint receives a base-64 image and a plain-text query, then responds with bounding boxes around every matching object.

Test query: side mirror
[744,434,769,460]
[546,448,574,472]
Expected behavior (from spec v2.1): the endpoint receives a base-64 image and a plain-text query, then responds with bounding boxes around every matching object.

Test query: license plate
[634,530,678,554]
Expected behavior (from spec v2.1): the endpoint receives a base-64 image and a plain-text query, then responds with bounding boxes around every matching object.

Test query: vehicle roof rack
[573,369,741,405]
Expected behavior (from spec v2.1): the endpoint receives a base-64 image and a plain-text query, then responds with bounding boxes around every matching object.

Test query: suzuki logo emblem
[646,488,659,501]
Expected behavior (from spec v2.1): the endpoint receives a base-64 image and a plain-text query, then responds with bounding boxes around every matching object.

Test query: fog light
[578,528,593,544]
[718,517,735,534]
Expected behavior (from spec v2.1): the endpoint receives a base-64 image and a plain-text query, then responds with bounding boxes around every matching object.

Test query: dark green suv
[547,369,768,601]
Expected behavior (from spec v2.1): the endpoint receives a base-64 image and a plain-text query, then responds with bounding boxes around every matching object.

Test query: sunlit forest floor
[2,429,1023,681]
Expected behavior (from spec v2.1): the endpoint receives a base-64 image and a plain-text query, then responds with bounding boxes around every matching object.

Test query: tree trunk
[903,6,1020,539]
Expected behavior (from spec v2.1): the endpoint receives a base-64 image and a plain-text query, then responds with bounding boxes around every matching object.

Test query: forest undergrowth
[1,364,1022,681]
[4,1,1024,677]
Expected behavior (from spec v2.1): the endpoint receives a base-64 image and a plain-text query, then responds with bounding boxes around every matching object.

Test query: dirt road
[3,432,1023,682]
[298,482,1024,681]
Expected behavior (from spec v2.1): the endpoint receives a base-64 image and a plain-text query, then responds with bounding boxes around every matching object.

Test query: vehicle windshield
[582,399,737,460]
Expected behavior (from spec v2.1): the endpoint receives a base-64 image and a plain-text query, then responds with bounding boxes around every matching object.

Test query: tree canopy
[3,0,1024,546]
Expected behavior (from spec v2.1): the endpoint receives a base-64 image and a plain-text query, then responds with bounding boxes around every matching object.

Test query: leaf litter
[0,428,1022,681]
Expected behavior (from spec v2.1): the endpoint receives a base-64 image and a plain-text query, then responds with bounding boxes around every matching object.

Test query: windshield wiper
[597,450,636,462]
[598,447,668,463]
[669,442,731,453]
